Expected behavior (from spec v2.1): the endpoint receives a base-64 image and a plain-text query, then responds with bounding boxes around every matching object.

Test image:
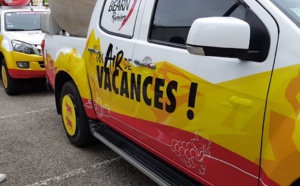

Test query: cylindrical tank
[1,0,30,6]
[48,0,97,37]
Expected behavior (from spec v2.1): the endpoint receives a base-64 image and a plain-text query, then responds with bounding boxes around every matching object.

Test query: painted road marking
[26,157,122,186]
[0,108,51,119]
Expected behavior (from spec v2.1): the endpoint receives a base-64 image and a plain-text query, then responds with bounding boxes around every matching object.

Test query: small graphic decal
[66,117,73,130]
[66,102,73,115]
[171,133,211,175]
[119,0,137,30]
[107,0,138,30]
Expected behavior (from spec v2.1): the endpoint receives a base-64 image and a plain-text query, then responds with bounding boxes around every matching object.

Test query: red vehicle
[1,0,30,6]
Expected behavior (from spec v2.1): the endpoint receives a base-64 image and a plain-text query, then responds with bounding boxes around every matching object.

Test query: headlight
[11,40,40,55]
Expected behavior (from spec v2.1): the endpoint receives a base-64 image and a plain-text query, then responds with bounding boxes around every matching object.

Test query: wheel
[60,81,96,147]
[1,59,21,95]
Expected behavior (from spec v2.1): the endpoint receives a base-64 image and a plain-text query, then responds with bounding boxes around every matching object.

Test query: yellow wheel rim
[1,65,8,89]
[62,95,77,136]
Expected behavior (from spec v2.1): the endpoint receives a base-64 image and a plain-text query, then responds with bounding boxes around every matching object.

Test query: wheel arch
[0,45,13,69]
[52,46,97,118]
[0,52,4,79]
[291,178,300,186]
[54,69,96,119]
[55,71,72,114]
[0,52,4,62]
[261,150,300,186]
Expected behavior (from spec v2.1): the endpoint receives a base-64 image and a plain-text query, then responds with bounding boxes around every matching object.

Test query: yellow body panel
[2,47,43,70]
[50,30,300,185]
[47,48,92,101]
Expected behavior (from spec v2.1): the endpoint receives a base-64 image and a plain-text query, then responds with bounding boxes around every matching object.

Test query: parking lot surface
[0,80,157,186]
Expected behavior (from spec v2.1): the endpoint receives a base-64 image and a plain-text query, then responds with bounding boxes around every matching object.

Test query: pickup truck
[41,0,300,185]
[0,5,49,95]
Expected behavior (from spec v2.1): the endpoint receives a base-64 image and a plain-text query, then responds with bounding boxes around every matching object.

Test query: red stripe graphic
[119,0,138,30]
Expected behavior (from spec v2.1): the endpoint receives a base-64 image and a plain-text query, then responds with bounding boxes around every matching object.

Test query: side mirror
[186,17,257,61]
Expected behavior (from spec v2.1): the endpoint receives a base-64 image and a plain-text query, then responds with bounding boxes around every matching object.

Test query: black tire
[1,59,21,95]
[60,81,96,147]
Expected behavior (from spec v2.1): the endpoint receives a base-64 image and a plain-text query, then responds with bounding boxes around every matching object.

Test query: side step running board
[89,120,202,186]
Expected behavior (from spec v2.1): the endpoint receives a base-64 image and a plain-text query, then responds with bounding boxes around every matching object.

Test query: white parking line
[0,108,51,119]
[26,157,122,186]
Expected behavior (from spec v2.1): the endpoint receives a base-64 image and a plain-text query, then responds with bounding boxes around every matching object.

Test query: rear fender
[53,48,97,119]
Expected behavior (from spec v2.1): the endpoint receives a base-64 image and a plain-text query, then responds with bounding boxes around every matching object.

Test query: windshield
[271,0,300,27]
[5,11,44,31]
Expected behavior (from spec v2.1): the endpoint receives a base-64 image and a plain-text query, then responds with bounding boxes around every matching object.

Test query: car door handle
[88,47,100,54]
[134,59,156,69]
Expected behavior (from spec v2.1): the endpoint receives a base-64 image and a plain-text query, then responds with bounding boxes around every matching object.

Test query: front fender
[1,37,13,68]
[1,45,13,69]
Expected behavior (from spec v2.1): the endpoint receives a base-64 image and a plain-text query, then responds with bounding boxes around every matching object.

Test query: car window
[5,12,44,31]
[271,0,300,28]
[100,0,141,38]
[149,0,270,62]
[149,0,238,45]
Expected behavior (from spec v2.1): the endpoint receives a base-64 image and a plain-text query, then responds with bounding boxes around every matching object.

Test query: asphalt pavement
[0,79,157,186]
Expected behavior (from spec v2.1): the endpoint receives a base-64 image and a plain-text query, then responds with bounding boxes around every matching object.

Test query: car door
[132,0,278,185]
[84,0,143,137]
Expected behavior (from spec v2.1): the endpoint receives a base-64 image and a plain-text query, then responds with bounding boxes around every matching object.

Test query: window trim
[4,11,43,31]
[147,0,187,49]
[147,0,270,62]
[99,0,138,39]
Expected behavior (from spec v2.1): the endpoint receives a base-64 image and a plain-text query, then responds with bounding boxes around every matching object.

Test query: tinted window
[149,0,270,62]
[271,0,300,28]
[150,0,237,45]
[5,12,44,31]
[100,0,141,38]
